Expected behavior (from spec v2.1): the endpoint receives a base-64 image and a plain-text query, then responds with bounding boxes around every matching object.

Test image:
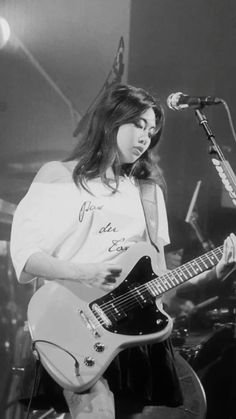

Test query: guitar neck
[147,245,223,297]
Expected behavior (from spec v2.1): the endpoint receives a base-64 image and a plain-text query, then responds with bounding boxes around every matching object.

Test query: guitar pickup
[91,303,112,328]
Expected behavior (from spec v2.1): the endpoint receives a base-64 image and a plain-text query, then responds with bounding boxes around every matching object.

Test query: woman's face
[116,107,156,164]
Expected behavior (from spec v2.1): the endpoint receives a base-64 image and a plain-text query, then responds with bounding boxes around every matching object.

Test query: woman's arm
[23,251,122,292]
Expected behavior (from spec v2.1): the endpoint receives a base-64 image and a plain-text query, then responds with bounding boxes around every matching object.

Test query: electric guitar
[27,241,223,392]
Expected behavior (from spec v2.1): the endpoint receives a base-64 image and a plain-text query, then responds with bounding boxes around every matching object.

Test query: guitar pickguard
[89,256,169,335]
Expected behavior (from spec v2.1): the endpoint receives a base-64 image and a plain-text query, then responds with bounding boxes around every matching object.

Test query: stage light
[0,16,79,129]
[0,17,11,49]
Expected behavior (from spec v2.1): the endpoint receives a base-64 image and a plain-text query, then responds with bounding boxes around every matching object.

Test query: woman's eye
[148,129,156,138]
[133,121,156,138]
[134,121,145,130]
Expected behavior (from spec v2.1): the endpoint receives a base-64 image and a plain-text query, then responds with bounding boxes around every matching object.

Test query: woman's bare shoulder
[33,160,76,183]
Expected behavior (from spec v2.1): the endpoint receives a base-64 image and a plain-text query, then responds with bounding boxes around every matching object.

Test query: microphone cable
[219,98,236,144]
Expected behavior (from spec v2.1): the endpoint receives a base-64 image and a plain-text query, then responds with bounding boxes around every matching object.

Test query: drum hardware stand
[185,180,215,252]
[228,299,236,419]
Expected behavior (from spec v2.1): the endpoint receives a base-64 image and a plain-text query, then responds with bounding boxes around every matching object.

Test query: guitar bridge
[79,310,101,338]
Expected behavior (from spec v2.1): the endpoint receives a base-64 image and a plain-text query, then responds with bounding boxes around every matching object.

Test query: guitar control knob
[94,342,105,352]
[84,356,95,367]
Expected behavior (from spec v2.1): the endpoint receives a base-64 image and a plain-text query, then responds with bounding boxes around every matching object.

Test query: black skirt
[18,339,183,413]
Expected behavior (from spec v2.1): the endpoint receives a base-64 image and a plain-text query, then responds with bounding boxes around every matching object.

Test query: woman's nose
[138,133,148,144]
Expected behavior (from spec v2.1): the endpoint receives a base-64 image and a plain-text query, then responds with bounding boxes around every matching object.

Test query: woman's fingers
[216,233,236,280]
[100,265,122,290]
[223,233,236,264]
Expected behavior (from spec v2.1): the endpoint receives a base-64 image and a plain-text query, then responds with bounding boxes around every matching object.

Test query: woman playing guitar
[10,84,236,419]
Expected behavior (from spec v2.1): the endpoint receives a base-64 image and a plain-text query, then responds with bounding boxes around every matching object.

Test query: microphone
[167,92,222,111]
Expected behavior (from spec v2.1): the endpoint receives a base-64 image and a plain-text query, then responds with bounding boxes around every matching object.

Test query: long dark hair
[67,84,166,193]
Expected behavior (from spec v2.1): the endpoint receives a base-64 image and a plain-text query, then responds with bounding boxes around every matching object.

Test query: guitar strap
[138,179,160,253]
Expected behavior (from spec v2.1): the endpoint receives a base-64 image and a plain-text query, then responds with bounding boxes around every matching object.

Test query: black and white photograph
[0,1,235,418]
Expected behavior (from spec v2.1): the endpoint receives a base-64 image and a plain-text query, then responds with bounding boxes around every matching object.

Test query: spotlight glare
[0,17,11,48]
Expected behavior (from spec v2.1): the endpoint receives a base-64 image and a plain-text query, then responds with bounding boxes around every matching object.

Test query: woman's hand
[77,263,122,291]
[216,233,236,280]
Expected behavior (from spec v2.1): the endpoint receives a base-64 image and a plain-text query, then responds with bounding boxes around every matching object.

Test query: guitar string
[96,246,223,319]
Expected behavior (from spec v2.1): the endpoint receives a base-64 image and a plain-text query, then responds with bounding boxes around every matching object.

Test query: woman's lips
[133,146,143,155]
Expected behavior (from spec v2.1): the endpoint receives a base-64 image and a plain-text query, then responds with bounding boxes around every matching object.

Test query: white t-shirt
[10,161,169,281]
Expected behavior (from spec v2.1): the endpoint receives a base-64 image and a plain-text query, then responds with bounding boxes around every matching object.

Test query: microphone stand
[194,108,236,207]
[195,107,236,418]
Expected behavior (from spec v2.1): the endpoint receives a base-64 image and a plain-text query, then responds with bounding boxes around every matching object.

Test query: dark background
[129,0,236,245]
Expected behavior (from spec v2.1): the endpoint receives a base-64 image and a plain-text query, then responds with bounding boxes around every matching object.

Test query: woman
[10,84,236,418]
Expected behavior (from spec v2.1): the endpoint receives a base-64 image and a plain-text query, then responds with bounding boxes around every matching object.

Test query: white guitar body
[28,243,172,392]
[28,240,223,393]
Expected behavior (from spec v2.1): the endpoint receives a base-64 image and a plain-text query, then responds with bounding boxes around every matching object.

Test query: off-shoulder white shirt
[10,161,169,282]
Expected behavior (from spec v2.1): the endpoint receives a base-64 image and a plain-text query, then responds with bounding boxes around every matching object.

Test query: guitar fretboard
[146,245,223,297]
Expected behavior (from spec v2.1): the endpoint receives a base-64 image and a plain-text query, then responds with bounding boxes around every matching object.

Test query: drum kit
[172,287,236,419]
[170,179,236,418]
